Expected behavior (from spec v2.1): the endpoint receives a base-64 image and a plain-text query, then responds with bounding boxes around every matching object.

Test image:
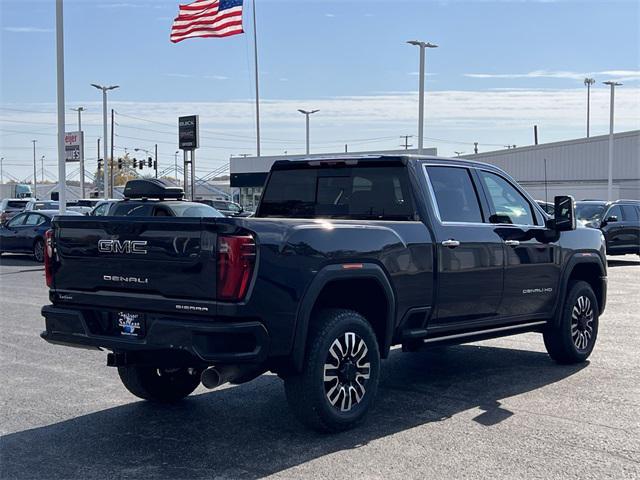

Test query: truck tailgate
[51,217,217,300]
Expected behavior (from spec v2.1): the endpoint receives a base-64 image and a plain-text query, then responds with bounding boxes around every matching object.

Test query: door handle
[441,239,460,248]
[505,240,520,247]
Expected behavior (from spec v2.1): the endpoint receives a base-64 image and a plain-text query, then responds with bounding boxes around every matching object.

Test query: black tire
[284,309,380,433]
[544,280,599,364]
[117,366,201,403]
[33,238,45,263]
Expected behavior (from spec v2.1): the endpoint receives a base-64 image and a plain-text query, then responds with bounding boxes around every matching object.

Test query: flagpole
[252,0,261,157]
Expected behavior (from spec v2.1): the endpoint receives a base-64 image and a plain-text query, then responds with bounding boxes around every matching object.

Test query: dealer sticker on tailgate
[116,311,145,337]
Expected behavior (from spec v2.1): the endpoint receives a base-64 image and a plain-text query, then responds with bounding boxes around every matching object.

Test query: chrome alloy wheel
[571,295,594,351]
[323,332,371,412]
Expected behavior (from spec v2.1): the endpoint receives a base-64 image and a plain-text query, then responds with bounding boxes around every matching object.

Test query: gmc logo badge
[98,239,148,255]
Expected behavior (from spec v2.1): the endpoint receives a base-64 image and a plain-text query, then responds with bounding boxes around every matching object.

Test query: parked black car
[196,199,250,217]
[0,210,82,262]
[42,157,607,432]
[576,200,640,256]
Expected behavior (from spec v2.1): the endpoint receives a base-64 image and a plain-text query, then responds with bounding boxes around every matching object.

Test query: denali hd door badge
[522,287,553,294]
[98,239,148,255]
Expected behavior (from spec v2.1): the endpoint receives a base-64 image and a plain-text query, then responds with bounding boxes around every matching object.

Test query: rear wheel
[117,365,201,403]
[284,309,380,432]
[544,281,599,364]
[33,238,44,263]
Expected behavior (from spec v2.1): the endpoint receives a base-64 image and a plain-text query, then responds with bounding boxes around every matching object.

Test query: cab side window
[426,166,483,223]
[479,171,535,225]
[605,206,622,221]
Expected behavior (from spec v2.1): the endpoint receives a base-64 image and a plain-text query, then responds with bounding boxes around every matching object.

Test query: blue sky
[1,0,639,180]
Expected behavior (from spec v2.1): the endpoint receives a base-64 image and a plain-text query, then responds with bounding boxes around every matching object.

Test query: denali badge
[98,239,148,255]
[104,275,149,284]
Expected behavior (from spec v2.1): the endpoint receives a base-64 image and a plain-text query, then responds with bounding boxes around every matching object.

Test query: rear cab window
[257,163,416,220]
[425,166,484,223]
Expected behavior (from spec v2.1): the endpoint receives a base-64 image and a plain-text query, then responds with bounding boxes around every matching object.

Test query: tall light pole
[91,84,119,199]
[298,109,319,155]
[32,140,37,199]
[603,81,622,201]
[174,150,179,184]
[71,106,85,197]
[407,40,438,154]
[40,155,45,182]
[584,78,595,138]
[0,157,4,184]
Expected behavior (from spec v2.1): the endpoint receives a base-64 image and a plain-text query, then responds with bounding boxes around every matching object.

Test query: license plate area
[114,311,146,338]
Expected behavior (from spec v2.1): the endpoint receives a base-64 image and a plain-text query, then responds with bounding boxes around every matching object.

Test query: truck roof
[270,154,503,173]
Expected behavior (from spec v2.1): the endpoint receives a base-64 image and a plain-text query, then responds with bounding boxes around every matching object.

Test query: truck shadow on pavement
[0,254,40,268]
[0,344,586,479]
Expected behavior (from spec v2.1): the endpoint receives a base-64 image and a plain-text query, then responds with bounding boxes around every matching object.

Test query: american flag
[170,0,244,43]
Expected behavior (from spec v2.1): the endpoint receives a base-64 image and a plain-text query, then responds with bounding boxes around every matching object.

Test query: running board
[403,320,547,351]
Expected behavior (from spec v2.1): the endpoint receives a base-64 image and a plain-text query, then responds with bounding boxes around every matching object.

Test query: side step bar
[403,320,547,351]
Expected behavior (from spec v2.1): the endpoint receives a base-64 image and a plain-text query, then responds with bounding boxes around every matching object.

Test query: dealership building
[230,130,639,209]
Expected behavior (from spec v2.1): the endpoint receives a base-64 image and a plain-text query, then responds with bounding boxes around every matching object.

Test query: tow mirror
[554,195,576,231]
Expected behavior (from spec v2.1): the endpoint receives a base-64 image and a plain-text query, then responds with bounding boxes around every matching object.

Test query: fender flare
[291,263,396,372]
[552,253,606,327]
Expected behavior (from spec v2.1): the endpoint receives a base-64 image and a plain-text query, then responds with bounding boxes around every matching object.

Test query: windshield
[34,202,59,210]
[576,203,606,222]
[169,203,224,217]
[5,201,29,209]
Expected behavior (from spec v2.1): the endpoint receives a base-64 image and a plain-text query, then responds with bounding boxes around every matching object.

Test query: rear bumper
[41,305,270,364]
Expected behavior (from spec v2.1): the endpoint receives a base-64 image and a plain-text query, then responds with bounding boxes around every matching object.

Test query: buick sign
[178,115,199,150]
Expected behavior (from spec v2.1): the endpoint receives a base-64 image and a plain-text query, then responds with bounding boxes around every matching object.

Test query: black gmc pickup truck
[41,155,607,432]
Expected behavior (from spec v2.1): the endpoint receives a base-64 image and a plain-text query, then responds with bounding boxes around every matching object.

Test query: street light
[91,84,119,199]
[174,151,180,185]
[32,140,37,199]
[583,78,595,138]
[407,40,438,154]
[40,155,45,182]
[603,80,622,201]
[71,106,86,197]
[298,109,319,155]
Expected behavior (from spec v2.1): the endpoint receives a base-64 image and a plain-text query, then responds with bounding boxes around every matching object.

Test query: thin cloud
[465,69,640,81]
[325,13,336,18]
[97,3,143,8]
[3,27,53,33]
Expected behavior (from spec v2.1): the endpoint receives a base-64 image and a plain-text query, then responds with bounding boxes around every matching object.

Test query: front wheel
[544,281,599,364]
[284,309,380,432]
[117,365,201,403]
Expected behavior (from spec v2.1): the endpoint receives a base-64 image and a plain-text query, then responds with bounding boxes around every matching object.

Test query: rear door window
[24,214,45,226]
[425,166,483,223]
[621,205,639,221]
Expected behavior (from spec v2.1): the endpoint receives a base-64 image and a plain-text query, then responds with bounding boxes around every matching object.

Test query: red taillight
[44,229,54,287]
[217,235,256,301]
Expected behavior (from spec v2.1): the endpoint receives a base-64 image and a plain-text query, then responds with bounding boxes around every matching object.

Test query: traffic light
[153,161,157,170]
[148,157,153,168]
[97,159,103,171]
[117,158,123,170]
[132,158,137,168]
[139,160,143,170]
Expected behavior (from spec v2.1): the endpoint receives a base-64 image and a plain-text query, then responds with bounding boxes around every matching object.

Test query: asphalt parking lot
[0,254,639,479]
